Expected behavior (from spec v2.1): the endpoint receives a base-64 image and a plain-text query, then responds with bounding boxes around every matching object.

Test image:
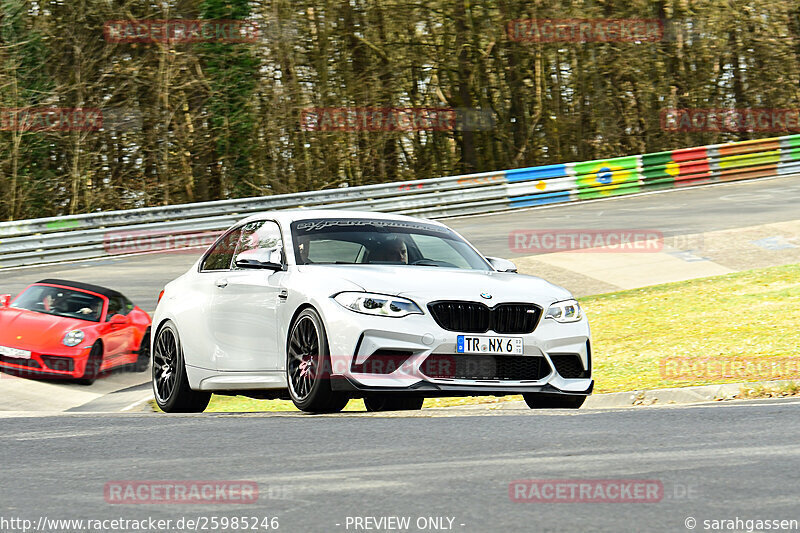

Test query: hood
[0,308,92,351]
[296,265,572,305]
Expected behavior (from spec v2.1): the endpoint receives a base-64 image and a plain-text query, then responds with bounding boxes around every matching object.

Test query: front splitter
[331,376,593,397]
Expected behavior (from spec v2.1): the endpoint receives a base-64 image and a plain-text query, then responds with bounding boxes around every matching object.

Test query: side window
[111,296,133,316]
[201,228,243,271]
[106,297,122,321]
[232,221,284,269]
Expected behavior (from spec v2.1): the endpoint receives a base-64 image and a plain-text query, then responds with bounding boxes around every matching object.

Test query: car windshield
[11,285,105,322]
[291,218,491,270]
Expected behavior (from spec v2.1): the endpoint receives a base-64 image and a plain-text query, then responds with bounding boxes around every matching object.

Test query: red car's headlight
[63,330,85,347]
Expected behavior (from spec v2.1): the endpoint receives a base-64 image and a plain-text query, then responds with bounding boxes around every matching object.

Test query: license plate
[0,345,32,359]
[457,335,523,355]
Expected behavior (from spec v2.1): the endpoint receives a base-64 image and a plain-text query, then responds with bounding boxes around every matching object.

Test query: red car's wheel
[76,342,103,385]
[134,327,151,372]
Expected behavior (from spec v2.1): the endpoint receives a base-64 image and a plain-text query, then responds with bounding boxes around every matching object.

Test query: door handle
[215,278,229,288]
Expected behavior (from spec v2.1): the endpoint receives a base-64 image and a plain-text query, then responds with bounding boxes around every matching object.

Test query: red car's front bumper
[0,345,92,380]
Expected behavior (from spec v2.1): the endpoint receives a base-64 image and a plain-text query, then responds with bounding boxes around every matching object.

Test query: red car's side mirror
[0,294,11,308]
[108,314,129,325]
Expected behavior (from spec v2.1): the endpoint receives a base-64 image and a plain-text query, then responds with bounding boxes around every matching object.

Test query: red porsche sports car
[0,279,152,384]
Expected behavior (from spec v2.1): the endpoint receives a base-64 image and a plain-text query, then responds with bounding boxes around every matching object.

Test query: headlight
[333,292,423,318]
[63,330,85,347]
[545,299,582,323]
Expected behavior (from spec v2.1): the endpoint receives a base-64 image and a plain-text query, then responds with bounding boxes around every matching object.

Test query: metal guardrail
[1,134,798,269]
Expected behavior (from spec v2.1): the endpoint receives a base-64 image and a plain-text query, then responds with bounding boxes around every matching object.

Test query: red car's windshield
[11,285,104,322]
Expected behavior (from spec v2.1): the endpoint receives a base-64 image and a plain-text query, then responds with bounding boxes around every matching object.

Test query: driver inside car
[296,235,312,264]
[371,236,409,264]
[43,291,65,313]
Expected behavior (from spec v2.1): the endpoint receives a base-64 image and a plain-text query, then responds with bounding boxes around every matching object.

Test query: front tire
[364,396,424,412]
[133,327,151,372]
[523,394,586,409]
[153,321,211,413]
[76,342,103,385]
[286,308,349,413]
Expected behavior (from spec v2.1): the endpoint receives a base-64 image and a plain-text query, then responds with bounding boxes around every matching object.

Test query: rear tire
[76,342,103,385]
[523,394,586,409]
[153,321,211,413]
[134,327,151,372]
[286,308,349,413]
[364,396,424,412]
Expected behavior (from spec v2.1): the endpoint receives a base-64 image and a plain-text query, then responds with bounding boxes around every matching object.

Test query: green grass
[586,263,800,393]
[738,381,800,399]
[151,263,800,412]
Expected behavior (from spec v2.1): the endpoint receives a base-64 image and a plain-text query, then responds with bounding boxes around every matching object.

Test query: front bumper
[320,297,593,397]
[0,345,92,379]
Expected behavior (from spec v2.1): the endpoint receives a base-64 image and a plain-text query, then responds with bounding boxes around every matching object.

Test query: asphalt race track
[1,400,799,532]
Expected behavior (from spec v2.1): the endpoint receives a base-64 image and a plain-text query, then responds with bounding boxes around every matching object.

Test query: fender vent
[40,355,75,372]
[550,354,589,379]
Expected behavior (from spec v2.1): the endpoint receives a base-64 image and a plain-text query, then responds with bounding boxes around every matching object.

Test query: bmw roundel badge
[480,292,492,300]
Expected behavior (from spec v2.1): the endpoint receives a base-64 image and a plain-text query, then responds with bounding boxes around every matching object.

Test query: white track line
[120,394,155,412]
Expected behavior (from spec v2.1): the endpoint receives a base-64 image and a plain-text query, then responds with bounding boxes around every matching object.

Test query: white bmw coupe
[152,210,592,413]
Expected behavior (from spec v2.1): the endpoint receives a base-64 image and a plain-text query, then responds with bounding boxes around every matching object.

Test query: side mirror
[235,248,283,271]
[486,256,518,273]
[108,314,129,325]
[0,294,10,308]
